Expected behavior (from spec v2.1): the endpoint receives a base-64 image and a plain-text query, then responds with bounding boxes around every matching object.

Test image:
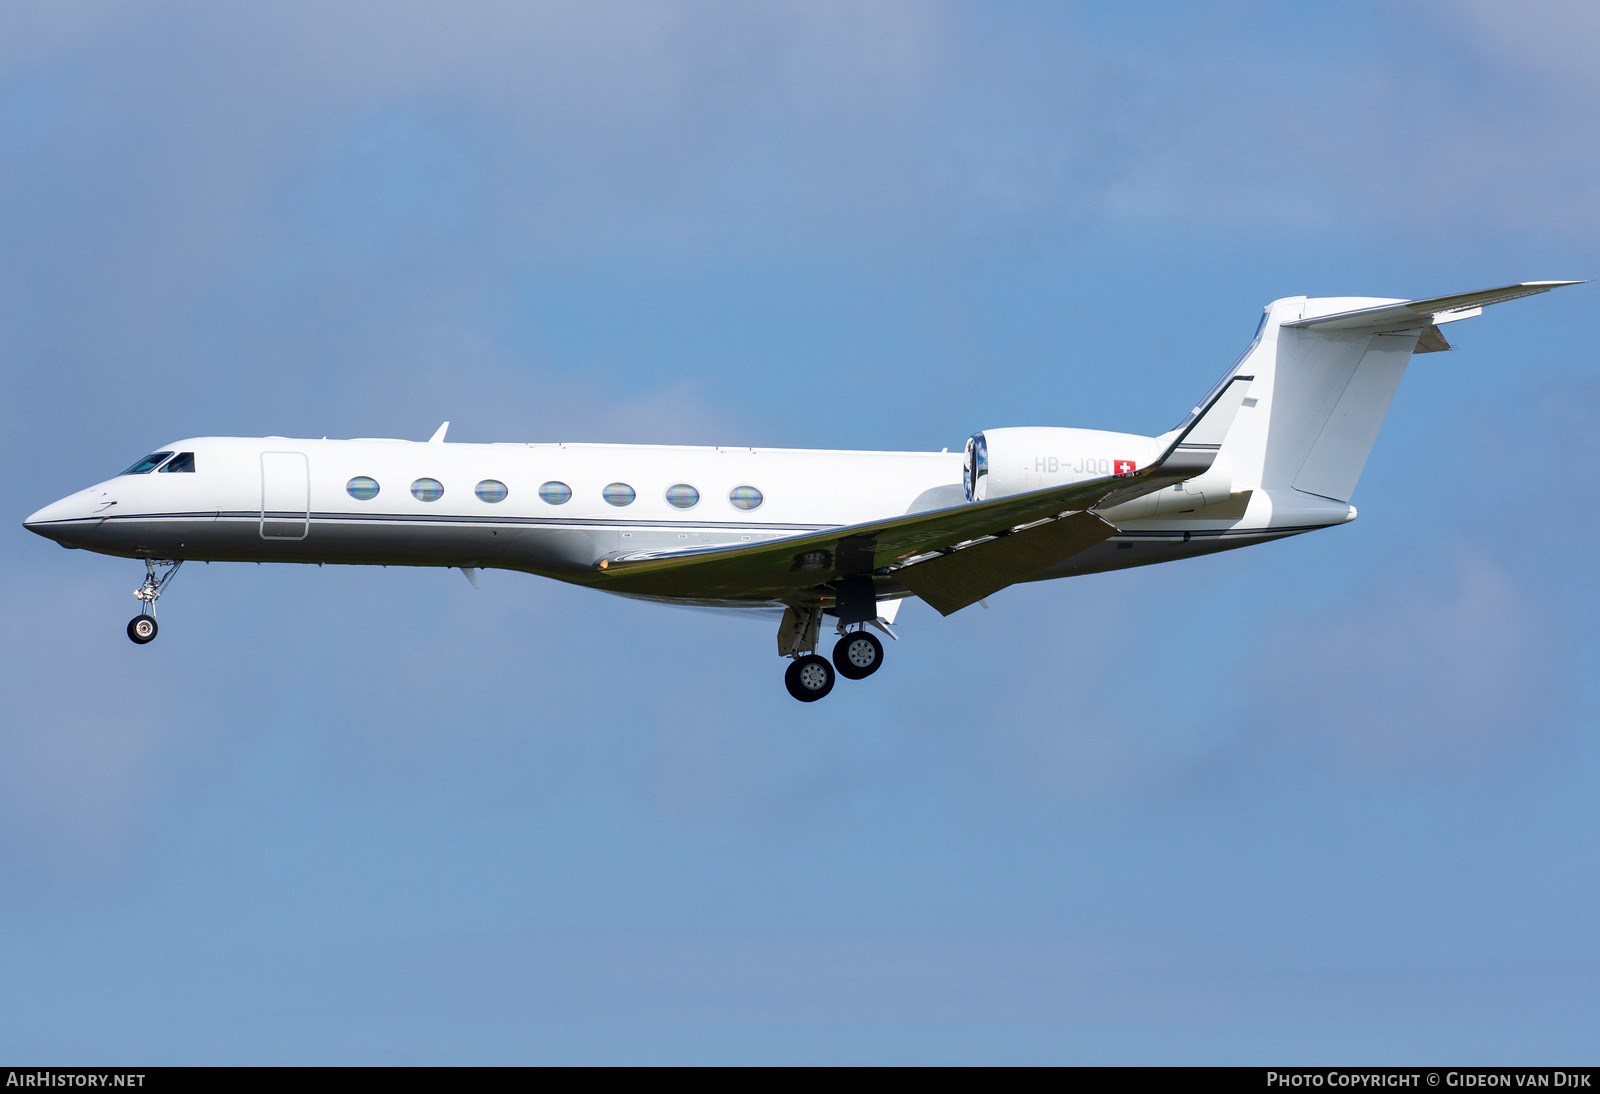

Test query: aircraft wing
[588,374,1255,609]
[590,473,1128,602]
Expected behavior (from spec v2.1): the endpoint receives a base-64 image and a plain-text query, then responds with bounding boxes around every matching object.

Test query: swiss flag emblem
[1114,459,1137,476]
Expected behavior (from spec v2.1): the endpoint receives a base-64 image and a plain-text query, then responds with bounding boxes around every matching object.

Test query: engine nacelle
[963,427,1163,502]
[1095,454,1234,521]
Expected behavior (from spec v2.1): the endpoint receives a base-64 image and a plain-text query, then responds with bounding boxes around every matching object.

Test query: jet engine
[1095,454,1234,520]
[963,427,1162,502]
[963,426,1235,518]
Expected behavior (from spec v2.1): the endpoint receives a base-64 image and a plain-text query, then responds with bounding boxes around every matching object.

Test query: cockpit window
[120,452,173,475]
[158,452,196,473]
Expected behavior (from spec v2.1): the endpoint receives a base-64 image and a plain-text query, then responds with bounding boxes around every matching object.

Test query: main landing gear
[128,558,181,645]
[785,655,835,702]
[832,629,883,680]
[777,603,891,702]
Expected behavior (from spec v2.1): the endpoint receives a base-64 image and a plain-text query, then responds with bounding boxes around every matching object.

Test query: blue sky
[3,0,1598,1063]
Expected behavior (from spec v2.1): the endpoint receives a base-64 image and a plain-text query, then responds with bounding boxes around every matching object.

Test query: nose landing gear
[128,558,182,645]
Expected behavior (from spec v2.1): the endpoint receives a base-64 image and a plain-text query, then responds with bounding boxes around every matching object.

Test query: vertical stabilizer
[1251,309,1419,503]
[1201,282,1581,510]
[1287,331,1416,502]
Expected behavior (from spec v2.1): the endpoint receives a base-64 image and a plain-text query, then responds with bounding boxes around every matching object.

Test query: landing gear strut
[128,558,181,645]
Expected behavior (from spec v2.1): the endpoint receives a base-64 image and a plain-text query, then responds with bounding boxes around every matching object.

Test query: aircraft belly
[1030,527,1302,579]
[55,511,817,589]
[29,516,221,559]
[56,513,515,569]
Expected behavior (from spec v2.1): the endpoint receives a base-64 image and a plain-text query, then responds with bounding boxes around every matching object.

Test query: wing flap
[892,512,1116,616]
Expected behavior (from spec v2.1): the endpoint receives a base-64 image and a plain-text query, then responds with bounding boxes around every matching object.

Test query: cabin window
[346,476,380,501]
[729,485,764,511]
[603,482,636,507]
[158,452,196,473]
[665,484,699,509]
[120,452,172,475]
[475,479,508,503]
[411,478,444,502]
[539,481,572,505]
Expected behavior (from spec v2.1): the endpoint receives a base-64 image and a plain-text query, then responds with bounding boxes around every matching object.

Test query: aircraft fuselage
[36,281,1572,700]
[24,433,1314,604]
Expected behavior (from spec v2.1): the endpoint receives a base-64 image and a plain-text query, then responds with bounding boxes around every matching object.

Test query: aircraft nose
[24,498,73,539]
[24,490,108,543]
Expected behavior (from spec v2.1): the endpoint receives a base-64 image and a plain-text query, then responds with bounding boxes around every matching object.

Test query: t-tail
[1188,281,1584,527]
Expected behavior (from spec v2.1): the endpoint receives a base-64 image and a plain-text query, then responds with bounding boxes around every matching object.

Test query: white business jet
[25,282,1581,701]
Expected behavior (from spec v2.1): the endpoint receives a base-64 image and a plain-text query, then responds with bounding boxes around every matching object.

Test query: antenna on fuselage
[428,421,450,444]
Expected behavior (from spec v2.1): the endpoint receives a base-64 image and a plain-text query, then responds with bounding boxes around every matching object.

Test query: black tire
[832,630,884,680]
[784,654,835,702]
[127,615,158,644]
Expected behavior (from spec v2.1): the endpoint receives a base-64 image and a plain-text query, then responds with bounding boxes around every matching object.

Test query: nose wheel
[127,558,181,645]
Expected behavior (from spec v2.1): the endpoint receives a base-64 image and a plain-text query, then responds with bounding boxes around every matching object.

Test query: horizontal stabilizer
[1287,281,1584,333]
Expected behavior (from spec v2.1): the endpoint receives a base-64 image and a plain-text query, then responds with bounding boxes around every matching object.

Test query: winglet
[1090,373,1253,513]
[1164,373,1252,467]
[429,421,450,444]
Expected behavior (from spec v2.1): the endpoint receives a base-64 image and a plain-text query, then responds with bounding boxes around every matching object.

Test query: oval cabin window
[665,484,700,509]
[475,479,508,503]
[602,483,636,507]
[411,478,444,502]
[347,476,380,501]
[729,485,763,511]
